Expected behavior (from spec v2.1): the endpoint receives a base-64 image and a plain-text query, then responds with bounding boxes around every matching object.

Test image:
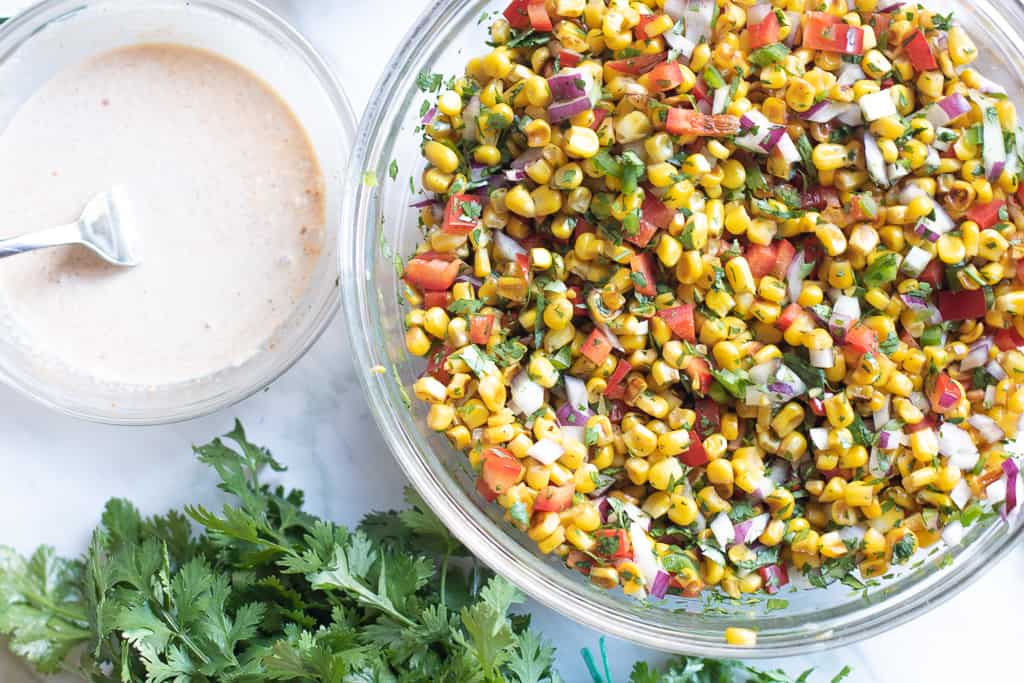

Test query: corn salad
[399,0,1024,606]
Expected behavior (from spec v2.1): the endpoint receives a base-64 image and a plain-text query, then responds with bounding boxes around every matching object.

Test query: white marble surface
[1,2,1022,681]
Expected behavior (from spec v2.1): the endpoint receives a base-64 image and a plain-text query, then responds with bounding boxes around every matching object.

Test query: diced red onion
[768,460,790,485]
[768,381,795,396]
[969,414,1005,445]
[422,106,437,124]
[494,231,527,261]
[527,438,563,465]
[629,522,661,588]
[597,323,624,352]
[1003,459,1020,517]
[409,197,440,208]
[873,397,891,430]
[760,564,789,594]
[504,168,527,182]
[878,430,905,450]
[961,337,992,372]
[939,422,981,470]
[454,273,483,287]
[548,70,587,101]
[760,126,786,151]
[744,513,770,544]
[986,359,1008,381]
[975,75,1008,96]
[877,2,905,11]
[926,92,970,128]
[511,148,544,170]
[710,512,735,547]
[909,390,931,413]
[549,95,592,123]
[901,246,932,277]
[649,570,672,599]
[786,250,807,303]
[868,447,893,479]
[836,103,864,126]
[556,402,593,428]
[830,295,861,337]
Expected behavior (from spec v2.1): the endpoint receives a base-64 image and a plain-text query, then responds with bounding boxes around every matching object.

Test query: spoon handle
[0,223,82,259]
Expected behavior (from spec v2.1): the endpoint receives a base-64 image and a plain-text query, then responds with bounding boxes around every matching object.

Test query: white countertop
[1,2,1022,681]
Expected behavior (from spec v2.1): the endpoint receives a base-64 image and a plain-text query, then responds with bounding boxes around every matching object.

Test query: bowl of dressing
[0,0,355,423]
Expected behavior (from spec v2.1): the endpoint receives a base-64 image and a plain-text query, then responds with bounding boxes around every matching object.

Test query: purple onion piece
[1002,459,1019,517]
[760,126,786,151]
[556,401,594,428]
[768,382,795,396]
[409,197,440,209]
[649,570,672,599]
[422,106,437,125]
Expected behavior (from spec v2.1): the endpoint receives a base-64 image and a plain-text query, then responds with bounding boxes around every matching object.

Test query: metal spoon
[0,188,142,267]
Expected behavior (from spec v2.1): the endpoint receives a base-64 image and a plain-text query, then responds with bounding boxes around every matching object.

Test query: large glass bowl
[342,0,1024,657]
[0,0,355,424]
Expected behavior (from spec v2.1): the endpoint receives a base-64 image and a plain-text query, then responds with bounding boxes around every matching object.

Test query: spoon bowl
[0,187,142,267]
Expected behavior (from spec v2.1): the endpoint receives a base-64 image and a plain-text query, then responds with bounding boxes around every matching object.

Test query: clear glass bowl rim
[0,0,358,425]
[341,0,1024,658]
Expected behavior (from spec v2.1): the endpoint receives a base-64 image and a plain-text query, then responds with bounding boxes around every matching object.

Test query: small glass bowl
[342,0,1024,658]
[0,0,356,424]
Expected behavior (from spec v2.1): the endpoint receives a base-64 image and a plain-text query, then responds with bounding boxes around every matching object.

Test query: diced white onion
[629,522,662,587]
[527,438,563,465]
[939,422,981,470]
[859,88,898,122]
[809,427,829,450]
[951,479,972,509]
[986,476,1008,504]
[743,513,770,544]
[710,512,735,548]
[901,246,933,277]
[809,348,835,369]
[561,425,586,447]
[941,520,965,546]
[511,371,545,417]
[750,359,781,385]
[968,414,1005,444]
[564,375,588,412]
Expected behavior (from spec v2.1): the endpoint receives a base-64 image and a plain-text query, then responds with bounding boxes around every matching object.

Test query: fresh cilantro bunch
[0,422,851,683]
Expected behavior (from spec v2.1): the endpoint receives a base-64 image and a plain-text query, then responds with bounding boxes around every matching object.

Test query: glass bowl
[342,0,1024,657]
[0,0,355,425]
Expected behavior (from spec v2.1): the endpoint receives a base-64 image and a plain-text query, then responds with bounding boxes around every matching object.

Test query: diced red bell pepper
[905,413,938,433]
[849,194,880,223]
[868,13,892,40]
[746,243,778,279]
[630,252,658,297]
[809,396,826,416]
[802,12,865,55]
[442,194,482,235]
[938,289,987,322]
[1017,181,1024,206]
[641,62,685,93]
[608,399,628,423]
[581,327,613,364]
[604,359,633,400]
[695,399,721,439]
[692,77,710,103]
[684,357,713,395]
[994,327,1024,351]
[607,51,667,75]
[844,325,879,355]
[918,259,944,289]
[657,304,696,342]
[771,239,797,280]
[533,483,575,512]
[626,219,659,248]
[680,430,709,466]
[758,563,790,594]
[476,476,498,502]
[590,108,609,131]
[930,372,962,414]
[594,528,633,559]
[404,255,461,291]
[469,314,495,344]
[641,192,675,229]
[559,49,582,68]
[904,30,938,72]
[424,345,454,384]
[666,108,741,136]
[567,284,588,317]
[747,11,780,50]
[527,0,552,31]
[423,290,452,309]
[481,447,524,496]
[966,199,1006,229]
[777,303,804,331]
[502,0,531,29]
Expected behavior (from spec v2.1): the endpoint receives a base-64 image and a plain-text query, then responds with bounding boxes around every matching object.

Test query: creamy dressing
[0,44,325,386]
